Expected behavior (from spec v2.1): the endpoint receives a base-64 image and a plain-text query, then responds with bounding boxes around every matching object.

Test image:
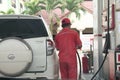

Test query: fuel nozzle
[103,33,111,54]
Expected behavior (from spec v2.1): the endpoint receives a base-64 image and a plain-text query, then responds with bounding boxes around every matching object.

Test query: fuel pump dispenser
[91,0,111,79]
[90,0,120,79]
[113,2,120,80]
[115,48,120,80]
[82,54,89,74]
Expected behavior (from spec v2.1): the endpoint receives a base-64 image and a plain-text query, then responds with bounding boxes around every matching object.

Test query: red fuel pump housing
[82,54,89,73]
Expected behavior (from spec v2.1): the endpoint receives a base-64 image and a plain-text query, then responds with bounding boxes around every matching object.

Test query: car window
[0,19,48,39]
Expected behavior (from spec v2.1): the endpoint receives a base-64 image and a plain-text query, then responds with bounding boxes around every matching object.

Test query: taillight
[46,39,55,56]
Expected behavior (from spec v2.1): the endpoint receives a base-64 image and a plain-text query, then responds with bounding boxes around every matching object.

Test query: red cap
[62,18,71,25]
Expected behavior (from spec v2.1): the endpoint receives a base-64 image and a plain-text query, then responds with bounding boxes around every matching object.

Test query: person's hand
[77,45,82,49]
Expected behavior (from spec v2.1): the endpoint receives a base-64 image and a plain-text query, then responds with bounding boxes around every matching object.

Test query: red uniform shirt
[55,27,82,61]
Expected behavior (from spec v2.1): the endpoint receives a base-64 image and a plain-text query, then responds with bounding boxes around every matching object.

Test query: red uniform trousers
[59,55,77,80]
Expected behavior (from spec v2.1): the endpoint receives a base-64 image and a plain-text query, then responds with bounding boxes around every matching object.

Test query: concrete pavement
[81,73,94,80]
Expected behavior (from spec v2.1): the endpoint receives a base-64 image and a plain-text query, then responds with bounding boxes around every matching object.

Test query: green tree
[22,0,62,35]
[0,9,15,14]
[60,0,85,19]
[22,0,41,15]
[38,0,62,35]
[45,0,85,35]
[53,0,85,36]
[22,0,85,36]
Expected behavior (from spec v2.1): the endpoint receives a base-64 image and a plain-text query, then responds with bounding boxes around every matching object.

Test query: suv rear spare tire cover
[0,37,33,77]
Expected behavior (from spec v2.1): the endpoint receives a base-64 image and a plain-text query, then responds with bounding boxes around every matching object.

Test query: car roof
[0,14,41,19]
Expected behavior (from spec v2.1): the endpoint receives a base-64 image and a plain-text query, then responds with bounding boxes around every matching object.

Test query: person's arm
[75,32,82,49]
[54,36,59,50]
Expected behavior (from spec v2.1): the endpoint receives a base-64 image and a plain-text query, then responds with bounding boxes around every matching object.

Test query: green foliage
[22,0,85,34]
[22,0,85,19]
[39,0,62,13]
[60,0,85,19]
[22,0,41,15]
[0,9,15,14]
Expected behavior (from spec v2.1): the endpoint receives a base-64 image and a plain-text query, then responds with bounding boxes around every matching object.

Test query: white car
[0,15,59,80]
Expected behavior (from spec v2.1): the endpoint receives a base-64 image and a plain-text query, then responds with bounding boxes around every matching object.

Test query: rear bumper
[0,55,59,79]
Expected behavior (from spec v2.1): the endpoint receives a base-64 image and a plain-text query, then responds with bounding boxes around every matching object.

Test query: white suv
[0,15,59,80]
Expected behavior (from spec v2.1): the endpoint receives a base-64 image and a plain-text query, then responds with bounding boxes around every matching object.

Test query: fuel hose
[77,51,82,80]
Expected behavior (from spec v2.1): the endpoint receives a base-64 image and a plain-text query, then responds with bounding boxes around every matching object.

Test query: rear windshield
[0,19,48,39]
